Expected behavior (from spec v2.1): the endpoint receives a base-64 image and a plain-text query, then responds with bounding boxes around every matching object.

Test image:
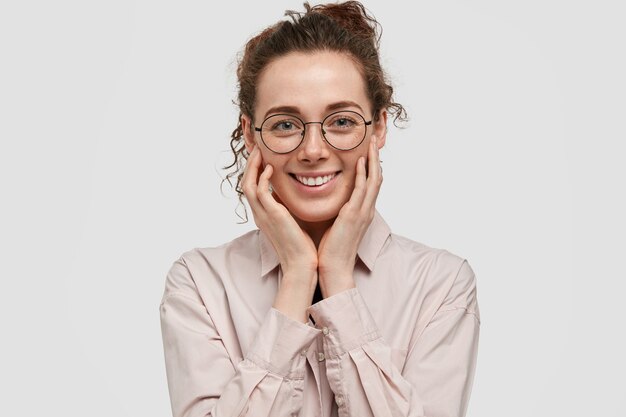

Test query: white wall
[1,0,624,416]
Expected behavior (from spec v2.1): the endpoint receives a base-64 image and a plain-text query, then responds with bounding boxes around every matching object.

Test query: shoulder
[161,230,261,302]
[384,231,469,278]
[383,232,479,318]
[180,229,260,272]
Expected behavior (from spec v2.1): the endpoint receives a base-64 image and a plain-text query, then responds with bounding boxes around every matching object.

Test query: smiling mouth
[289,171,341,187]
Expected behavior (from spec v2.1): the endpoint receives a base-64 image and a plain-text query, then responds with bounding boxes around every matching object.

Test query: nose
[298,122,329,162]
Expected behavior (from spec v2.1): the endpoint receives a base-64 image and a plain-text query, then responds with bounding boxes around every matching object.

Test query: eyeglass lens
[260,111,367,153]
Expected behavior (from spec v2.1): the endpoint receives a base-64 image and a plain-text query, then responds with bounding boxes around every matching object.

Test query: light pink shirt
[159,210,481,417]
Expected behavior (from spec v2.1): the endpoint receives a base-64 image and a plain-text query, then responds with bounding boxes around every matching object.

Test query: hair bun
[288,1,381,45]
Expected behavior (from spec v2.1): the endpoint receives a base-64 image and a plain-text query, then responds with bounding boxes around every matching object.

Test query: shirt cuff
[245,307,321,379]
[307,287,381,357]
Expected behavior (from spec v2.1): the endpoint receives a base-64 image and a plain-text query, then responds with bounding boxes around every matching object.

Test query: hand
[241,146,318,277]
[317,135,383,298]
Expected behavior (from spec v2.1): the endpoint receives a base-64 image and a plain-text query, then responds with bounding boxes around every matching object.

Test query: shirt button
[317,352,325,362]
[300,349,307,356]
[322,326,329,335]
[335,395,343,406]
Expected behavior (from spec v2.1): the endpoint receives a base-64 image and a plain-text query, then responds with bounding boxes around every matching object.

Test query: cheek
[347,154,367,178]
[259,151,285,175]
[342,162,361,190]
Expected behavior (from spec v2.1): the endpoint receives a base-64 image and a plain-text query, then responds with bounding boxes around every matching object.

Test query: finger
[241,148,258,197]
[344,155,368,212]
[363,135,383,209]
[247,147,266,188]
[241,148,267,216]
[241,146,259,187]
[366,135,380,184]
[256,164,281,213]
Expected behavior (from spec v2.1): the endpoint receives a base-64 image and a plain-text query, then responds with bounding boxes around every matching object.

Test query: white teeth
[295,173,336,186]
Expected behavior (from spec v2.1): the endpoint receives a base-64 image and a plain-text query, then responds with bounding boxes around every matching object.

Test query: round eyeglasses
[254,110,372,154]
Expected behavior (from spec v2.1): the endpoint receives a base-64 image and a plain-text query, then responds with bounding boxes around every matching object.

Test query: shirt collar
[259,209,391,277]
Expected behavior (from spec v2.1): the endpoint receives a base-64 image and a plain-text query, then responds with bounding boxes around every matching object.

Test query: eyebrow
[262,100,365,120]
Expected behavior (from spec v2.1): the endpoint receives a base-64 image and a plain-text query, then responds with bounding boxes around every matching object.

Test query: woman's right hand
[242,146,318,321]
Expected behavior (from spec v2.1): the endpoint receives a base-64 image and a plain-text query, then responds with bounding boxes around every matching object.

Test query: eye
[327,115,358,129]
[274,121,294,130]
[266,116,302,132]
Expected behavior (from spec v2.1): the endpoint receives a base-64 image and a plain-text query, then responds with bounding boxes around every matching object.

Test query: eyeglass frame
[253,110,373,154]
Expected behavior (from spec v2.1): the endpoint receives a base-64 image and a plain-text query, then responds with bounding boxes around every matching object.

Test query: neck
[294,215,336,249]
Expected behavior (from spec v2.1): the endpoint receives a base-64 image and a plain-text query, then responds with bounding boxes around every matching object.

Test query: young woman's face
[242,51,387,224]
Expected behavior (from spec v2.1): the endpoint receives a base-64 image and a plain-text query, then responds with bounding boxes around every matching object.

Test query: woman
[160,2,480,416]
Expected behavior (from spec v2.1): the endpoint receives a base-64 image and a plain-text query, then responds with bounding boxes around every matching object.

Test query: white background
[1,0,624,416]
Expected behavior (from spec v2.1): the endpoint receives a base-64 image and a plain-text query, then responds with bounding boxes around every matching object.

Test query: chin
[278,196,341,224]
[290,208,338,224]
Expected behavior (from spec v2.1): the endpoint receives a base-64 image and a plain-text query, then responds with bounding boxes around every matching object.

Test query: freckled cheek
[261,155,287,178]
[341,170,357,192]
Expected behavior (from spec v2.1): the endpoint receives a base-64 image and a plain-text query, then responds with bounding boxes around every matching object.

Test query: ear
[241,113,256,154]
[372,109,387,149]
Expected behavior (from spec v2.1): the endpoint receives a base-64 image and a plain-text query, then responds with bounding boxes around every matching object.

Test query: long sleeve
[159,256,321,417]
[307,259,480,417]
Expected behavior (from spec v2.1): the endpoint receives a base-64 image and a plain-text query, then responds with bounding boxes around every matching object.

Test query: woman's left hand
[317,135,383,298]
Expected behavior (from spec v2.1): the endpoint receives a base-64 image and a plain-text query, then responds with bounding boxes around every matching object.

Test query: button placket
[317,325,331,364]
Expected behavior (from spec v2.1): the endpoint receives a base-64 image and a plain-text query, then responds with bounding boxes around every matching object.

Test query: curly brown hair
[221,1,408,222]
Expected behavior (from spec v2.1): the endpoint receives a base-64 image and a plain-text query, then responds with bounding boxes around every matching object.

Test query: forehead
[255,51,370,119]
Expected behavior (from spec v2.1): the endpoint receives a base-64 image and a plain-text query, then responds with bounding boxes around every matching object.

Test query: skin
[240,51,386,323]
